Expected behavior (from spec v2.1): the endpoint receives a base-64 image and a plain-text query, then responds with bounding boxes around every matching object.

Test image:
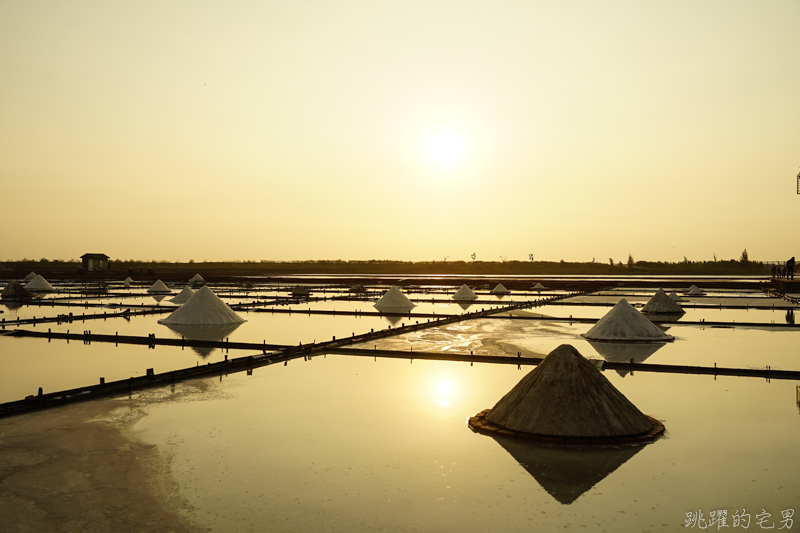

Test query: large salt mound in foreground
[485,344,657,438]
[582,299,674,342]
[374,286,415,313]
[158,286,245,325]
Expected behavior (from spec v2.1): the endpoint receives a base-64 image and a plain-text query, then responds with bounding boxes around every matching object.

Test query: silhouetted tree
[740,248,749,263]
[627,254,634,268]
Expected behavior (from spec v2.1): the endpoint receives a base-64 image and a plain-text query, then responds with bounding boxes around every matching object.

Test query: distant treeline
[3,258,770,276]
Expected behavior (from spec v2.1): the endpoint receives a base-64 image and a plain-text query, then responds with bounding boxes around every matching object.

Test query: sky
[1,0,799,264]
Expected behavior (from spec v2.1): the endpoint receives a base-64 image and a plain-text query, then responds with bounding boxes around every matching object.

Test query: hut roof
[641,288,684,314]
[23,271,37,283]
[374,285,415,313]
[148,279,171,294]
[485,344,656,438]
[582,299,674,342]
[452,284,477,301]
[491,283,510,294]
[2,281,34,300]
[25,275,54,291]
[158,286,246,325]
[171,286,196,304]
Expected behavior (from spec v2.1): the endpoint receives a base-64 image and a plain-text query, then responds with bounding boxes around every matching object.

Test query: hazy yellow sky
[2,1,798,264]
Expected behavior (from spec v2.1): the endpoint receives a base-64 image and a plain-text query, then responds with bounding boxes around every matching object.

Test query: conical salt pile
[483,344,660,438]
[452,284,477,301]
[171,286,195,303]
[123,277,133,288]
[148,279,171,294]
[189,273,206,287]
[374,286,415,313]
[158,286,245,325]
[582,299,673,342]
[533,282,546,291]
[641,288,684,314]
[2,281,33,300]
[687,285,703,296]
[668,292,684,302]
[25,275,54,292]
[491,283,510,295]
[23,271,36,283]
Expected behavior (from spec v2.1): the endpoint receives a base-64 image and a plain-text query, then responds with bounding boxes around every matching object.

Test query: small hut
[452,284,477,301]
[582,299,674,342]
[291,285,310,298]
[374,286,415,313]
[81,253,110,272]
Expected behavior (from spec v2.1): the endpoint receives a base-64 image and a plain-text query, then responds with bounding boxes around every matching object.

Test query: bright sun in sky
[427,130,466,167]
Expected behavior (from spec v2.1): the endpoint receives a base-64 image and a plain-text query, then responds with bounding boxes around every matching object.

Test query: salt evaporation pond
[1,282,799,531]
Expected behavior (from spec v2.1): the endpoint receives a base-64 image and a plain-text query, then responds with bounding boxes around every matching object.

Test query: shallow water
[131,356,800,532]
[2,281,799,532]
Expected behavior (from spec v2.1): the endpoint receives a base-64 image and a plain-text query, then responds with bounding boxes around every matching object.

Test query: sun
[427,130,465,167]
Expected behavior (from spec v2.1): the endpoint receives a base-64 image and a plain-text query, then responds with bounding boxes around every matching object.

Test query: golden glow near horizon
[1,1,799,263]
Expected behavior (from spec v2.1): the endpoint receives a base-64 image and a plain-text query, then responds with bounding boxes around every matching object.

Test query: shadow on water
[491,434,646,505]
[586,341,666,378]
[642,313,684,324]
[162,323,242,358]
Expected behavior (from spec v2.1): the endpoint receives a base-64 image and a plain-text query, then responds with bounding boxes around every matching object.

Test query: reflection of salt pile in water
[452,284,477,301]
[456,301,473,311]
[471,344,664,443]
[686,285,703,296]
[641,288,684,315]
[491,283,510,295]
[490,434,645,505]
[582,299,674,342]
[2,281,33,300]
[164,323,242,358]
[25,274,54,292]
[189,273,206,287]
[23,271,37,283]
[374,286,415,313]
[171,286,195,303]
[587,340,666,378]
[123,277,133,288]
[148,280,171,294]
[158,286,246,325]
[668,292,684,302]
